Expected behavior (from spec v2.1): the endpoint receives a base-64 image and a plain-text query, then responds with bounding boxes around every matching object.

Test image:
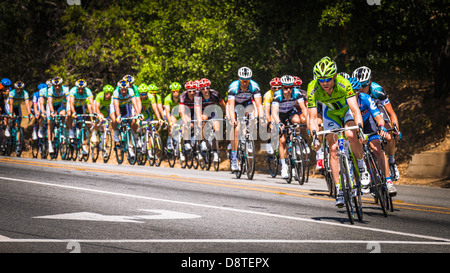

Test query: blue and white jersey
[369,82,390,105]
[113,87,135,106]
[47,85,70,106]
[358,92,381,123]
[272,88,304,113]
[227,80,261,105]
[69,86,93,107]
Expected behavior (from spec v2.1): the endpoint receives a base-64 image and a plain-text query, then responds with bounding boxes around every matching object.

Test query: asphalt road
[0,156,449,258]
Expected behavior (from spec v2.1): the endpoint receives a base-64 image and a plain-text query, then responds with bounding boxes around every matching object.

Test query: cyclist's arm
[347,96,363,127]
[307,107,319,136]
[130,96,140,116]
[151,102,162,120]
[47,97,54,115]
[383,102,399,131]
[253,95,263,119]
[298,99,308,122]
[24,98,31,116]
[271,102,281,125]
[227,98,236,125]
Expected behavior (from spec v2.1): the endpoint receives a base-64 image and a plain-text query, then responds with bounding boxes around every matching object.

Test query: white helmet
[280,75,295,86]
[352,66,372,83]
[338,72,350,79]
[238,67,252,80]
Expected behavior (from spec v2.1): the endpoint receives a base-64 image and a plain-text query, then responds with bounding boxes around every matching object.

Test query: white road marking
[34,210,201,223]
[1,176,449,243]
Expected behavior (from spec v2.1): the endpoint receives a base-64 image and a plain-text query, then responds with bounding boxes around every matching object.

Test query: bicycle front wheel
[126,130,137,165]
[367,153,388,217]
[292,138,305,185]
[245,136,255,180]
[152,134,163,167]
[102,130,112,163]
[339,156,355,225]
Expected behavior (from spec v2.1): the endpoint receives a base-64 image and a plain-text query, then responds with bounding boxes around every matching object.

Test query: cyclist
[148,83,165,122]
[123,75,142,115]
[179,80,199,151]
[111,79,140,143]
[271,75,308,178]
[67,79,94,134]
[349,77,398,196]
[6,81,32,151]
[263,77,281,154]
[227,66,263,172]
[352,66,402,181]
[46,76,70,153]
[164,82,181,150]
[1,78,12,142]
[91,84,114,142]
[195,78,226,161]
[307,57,370,207]
[139,83,163,122]
[31,83,48,140]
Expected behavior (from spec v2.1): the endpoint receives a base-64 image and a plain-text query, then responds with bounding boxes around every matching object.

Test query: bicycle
[313,125,364,224]
[136,120,164,167]
[234,115,256,180]
[200,118,224,171]
[166,123,189,168]
[49,114,70,160]
[114,116,138,165]
[90,118,113,163]
[4,115,31,157]
[282,122,309,185]
[363,126,398,216]
[31,120,48,159]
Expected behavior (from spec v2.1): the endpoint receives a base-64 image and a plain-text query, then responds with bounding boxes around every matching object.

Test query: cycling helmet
[117,79,129,89]
[46,78,53,87]
[138,83,148,94]
[103,84,114,93]
[38,83,47,90]
[148,84,158,93]
[170,82,182,91]
[53,76,63,85]
[238,67,252,80]
[75,79,87,88]
[280,75,295,86]
[338,72,350,79]
[199,78,211,88]
[352,66,372,83]
[185,81,198,90]
[1,78,11,86]
[14,81,25,89]
[293,76,302,86]
[269,77,281,87]
[313,57,337,79]
[348,77,361,91]
[123,74,135,84]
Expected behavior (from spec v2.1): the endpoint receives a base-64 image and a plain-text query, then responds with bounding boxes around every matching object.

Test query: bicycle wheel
[102,130,112,163]
[292,138,305,185]
[234,142,244,179]
[59,129,68,160]
[79,129,90,162]
[31,139,39,158]
[115,131,124,164]
[211,136,220,172]
[267,152,279,178]
[301,139,310,183]
[126,130,137,165]
[245,136,255,180]
[152,134,163,167]
[136,131,146,166]
[40,138,49,159]
[350,161,363,221]
[166,139,176,168]
[366,153,388,217]
[91,131,100,163]
[285,156,293,184]
[339,156,355,224]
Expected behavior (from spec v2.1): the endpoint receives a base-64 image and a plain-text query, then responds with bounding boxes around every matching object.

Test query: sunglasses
[187,90,196,93]
[282,86,292,90]
[140,93,148,97]
[318,77,333,83]
[240,80,250,84]
[361,80,370,87]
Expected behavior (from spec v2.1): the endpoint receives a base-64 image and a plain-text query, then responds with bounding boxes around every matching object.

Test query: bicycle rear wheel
[126,130,137,165]
[211,136,220,171]
[267,153,279,178]
[245,136,255,180]
[115,132,124,164]
[91,132,100,163]
[367,153,388,217]
[152,134,163,167]
[292,138,305,185]
[166,139,176,168]
[31,139,39,158]
[102,130,112,163]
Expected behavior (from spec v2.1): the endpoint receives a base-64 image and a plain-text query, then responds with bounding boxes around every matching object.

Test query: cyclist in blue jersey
[349,78,397,196]
[6,81,32,148]
[46,76,70,153]
[31,83,48,140]
[271,75,309,178]
[111,79,140,143]
[227,67,264,172]
[352,66,402,181]
[67,79,94,141]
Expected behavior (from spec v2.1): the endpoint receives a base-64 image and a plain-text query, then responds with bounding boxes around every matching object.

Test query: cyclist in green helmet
[147,83,165,121]
[164,82,182,150]
[139,83,162,122]
[307,56,369,207]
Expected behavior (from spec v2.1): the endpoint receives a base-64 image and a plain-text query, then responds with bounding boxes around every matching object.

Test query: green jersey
[95,91,112,108]
[307,74,355,117]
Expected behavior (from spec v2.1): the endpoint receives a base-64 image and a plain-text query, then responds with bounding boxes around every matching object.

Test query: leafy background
[1,0,449,166]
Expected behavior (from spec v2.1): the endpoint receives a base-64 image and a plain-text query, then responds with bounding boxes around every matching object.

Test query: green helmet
[313,56,337,79]
[103,84,114,93]
[169,82,181,91]
[148,84,158,93]
[138,83,148,94]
